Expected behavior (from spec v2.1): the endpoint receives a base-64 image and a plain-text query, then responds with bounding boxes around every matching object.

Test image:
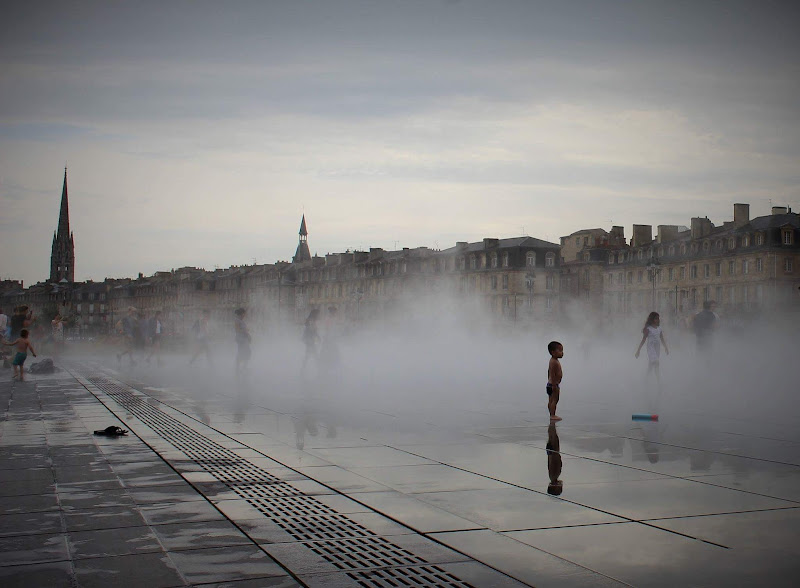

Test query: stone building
[593,204,800,320]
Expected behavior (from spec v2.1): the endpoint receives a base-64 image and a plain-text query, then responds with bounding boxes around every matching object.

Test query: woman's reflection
[546,422,563,495]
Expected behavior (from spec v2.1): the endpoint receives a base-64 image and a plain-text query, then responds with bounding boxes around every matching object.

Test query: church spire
[50,167,75,283]
[292,214,311,263]
[57,167,70,239]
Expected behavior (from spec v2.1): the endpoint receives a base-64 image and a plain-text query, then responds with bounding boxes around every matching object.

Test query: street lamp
[646,257,661,310]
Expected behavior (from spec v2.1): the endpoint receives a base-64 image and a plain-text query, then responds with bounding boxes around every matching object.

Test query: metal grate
[76,370,474,587]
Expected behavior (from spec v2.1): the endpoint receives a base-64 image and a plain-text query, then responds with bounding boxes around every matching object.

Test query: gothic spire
[57,167,70,240]
[293,214,311,263]
[299,214,308,236]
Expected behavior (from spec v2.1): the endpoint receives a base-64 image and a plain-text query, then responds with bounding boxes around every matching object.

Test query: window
[742,234,750,247]
[756,233,764,246]
[668,267,674,281]
[680,244,687,255]
[785,258,794,272]
[729,286,735,303]
[756,258,763,272]
[716,240,723,251]
[691,243,699,254]
[704,264,710,278]
[491,253,498,268]
[691,265,697,278]
[637,270,643,283]
[716,286,723,302]
[715,262,722,277]
[502,274,509,289]
[502,253,509,267]
[729,260,735,275]
[582,269,589,285]
[703,241,710,252]
[658,247,664,257]
[638,250,644,260]
[728,237,736,249]
[608,252,614,265]
[627,272,633,284]
[481,254,487,269]
[680,266,686,279]
[669,245,675,256]
[546,296,553,310]
[546,275,554,289]
[545,252,555,267]
[576,237,581,246]
[491,275,498,290]
[783,230,794,245]
[527,252,536,267]
[470,256,477,270]
[703,286,710,301]
[742,260,749,274]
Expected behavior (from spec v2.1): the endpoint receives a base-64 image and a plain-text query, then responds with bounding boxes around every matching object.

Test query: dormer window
[680,244,687,255]
[742,234,750,247]
[783,229,794,245]
[668,245,675,256]
[502,252,509,268]
[755,232,764,246]
[608,253,614,265]
[527,252,536,267]
[491,253,498,268]
[545,252,555,267]
[716,240,723,251]
[728,237,736,249]
[703,241,710,252]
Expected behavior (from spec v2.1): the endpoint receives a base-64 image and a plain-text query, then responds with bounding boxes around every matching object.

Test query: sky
[1,0,798,285]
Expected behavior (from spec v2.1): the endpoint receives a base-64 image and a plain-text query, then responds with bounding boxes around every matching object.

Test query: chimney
[772,206,788,215]
[690,217,713,239]
[657,225,679,243]
[733,203,750,227]
[631,225,653,248]
[609,226,625,246]
[456,241,469,250]
[483,238,499,249]
[138,272,143,279]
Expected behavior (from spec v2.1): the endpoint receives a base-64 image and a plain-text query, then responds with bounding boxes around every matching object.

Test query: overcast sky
[1,0,798,285]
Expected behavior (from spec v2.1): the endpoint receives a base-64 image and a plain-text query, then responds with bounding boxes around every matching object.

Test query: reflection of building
[562,204,800,319]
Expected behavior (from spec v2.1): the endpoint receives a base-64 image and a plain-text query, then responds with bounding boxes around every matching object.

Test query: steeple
[50,168,75,283]
[292,214,311,263]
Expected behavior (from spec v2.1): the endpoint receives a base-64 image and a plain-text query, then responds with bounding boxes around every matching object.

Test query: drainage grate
[76,370,474,587]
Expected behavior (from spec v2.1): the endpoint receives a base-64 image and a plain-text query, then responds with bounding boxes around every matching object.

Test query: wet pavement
[1,357,799,587]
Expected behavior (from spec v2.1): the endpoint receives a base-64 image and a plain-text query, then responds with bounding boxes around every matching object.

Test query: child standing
[635,311,669,383]
[6,329,37,381]
[546,341,564,422]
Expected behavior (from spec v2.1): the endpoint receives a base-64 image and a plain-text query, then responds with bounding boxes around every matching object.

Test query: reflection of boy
[693,300,718,351]
[546,423,563,495]
[546,341,564,422]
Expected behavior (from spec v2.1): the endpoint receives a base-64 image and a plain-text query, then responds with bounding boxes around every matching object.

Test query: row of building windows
[609,230,795,265]
[607,257,794,285]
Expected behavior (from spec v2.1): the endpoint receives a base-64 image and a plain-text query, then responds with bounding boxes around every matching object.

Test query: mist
[69,288,800,471]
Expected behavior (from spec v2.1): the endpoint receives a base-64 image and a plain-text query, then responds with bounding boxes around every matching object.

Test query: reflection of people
[546,423,563,495]
[635,311,669,385]
[546,341,564,422]
[302,309,320,371]
[693,300,718,353]
[234,308,251,375]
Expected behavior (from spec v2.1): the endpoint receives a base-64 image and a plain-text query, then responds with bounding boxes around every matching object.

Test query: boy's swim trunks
[546,383,554,396]
[12,352,27,366]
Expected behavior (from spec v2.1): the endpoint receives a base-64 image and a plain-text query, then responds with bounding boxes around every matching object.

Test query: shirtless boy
[6,329,37,381]
[546,341,564,422]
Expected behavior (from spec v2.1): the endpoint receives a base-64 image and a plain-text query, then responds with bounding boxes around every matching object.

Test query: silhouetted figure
[693,300,718,354]
[546,423,563,495]
[302,309,320,371]
[234,308,251,375]
[189,309,212,365]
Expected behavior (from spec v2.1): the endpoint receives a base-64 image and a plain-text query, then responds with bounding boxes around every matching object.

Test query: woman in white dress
[635,311,670,383]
